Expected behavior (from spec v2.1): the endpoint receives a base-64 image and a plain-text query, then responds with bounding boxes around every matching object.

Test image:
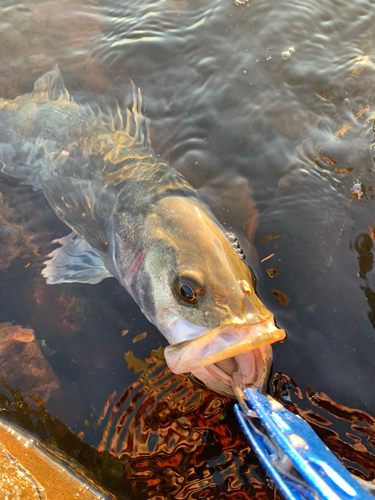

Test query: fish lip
[190,346,273,398]
[164,317,285,375]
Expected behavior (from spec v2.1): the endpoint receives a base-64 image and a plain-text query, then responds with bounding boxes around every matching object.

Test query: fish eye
[173,272,204,306]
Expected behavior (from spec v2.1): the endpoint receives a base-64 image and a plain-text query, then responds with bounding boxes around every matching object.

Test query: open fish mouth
[164,319,286,397]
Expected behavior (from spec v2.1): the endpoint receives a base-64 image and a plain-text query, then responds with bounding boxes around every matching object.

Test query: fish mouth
[164,319,285,397]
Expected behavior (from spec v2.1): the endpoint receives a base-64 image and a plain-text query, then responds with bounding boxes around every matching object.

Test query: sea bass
[0,67,285,397]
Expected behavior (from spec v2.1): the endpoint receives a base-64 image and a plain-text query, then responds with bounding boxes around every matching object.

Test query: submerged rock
[0,322,60,404]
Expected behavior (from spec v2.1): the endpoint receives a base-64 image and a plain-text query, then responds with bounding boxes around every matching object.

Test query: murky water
[1,0,375,497]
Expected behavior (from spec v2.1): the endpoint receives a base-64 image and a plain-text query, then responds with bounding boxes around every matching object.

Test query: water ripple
[97,348,273,499]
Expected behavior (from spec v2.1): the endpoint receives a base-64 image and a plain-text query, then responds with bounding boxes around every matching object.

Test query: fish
[0,67,285,397]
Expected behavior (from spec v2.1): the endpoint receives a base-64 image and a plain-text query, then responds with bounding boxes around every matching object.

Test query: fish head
[138,195,285,397]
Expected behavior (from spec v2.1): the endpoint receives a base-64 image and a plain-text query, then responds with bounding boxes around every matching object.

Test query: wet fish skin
[0,67,285,396]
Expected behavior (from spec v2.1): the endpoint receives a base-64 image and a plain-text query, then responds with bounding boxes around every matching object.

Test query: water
[0,0,375,497]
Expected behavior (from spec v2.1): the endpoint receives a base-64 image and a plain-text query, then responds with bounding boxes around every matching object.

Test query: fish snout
[164,318,285,374]
[230,293,272,326]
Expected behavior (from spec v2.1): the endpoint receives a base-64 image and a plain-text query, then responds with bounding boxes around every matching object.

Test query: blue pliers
[232,374,375,500]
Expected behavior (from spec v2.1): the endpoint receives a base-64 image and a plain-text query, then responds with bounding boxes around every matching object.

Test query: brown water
[1,0,375,497]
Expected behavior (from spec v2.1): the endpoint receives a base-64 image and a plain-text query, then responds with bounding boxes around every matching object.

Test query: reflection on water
[1,0,375,496]
[0,358,279,500]
[273,373,375,483]
[354,233,373,280]
[97,348,273,499]
[306,389,375,482]
[1,348,375,499]
[353,232,375,331]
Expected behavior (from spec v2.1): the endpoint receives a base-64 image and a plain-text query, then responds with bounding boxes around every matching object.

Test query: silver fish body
[0,67,285,397]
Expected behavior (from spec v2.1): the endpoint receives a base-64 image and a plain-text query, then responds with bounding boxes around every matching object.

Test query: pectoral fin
[43,177,117,253]
[42,232,112,284]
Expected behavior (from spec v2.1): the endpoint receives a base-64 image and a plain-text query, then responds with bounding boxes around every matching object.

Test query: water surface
[1,0,375,497]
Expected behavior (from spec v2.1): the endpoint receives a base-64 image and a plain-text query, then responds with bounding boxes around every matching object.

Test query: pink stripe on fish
[124,249,147,287]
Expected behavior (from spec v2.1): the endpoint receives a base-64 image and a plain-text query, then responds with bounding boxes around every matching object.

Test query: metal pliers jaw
[232,378,375,500]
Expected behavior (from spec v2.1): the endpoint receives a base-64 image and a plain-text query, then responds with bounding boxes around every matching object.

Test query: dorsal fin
[127,79,152,150]
[32,66,70,102]
[81,82,152,151]
[31,67,152,150]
